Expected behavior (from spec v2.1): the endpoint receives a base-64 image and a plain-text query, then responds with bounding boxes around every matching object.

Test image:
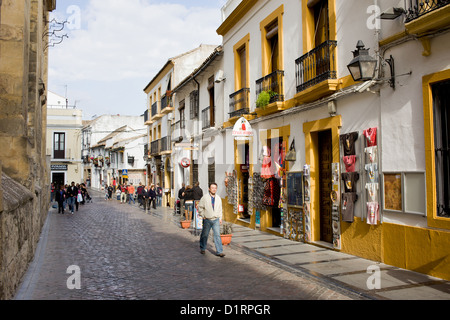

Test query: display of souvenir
[251,172,267,211]
[287,172,303,207]
[340,132,359,156]
[363,127,377,147]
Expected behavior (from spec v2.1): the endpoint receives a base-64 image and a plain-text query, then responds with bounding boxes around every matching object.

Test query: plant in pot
[220,222,233,245]
[256,91,271,109]
[180,216,191,229]
[180,206,192,229]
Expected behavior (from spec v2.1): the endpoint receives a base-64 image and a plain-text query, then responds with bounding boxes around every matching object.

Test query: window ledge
[294,79,339,105]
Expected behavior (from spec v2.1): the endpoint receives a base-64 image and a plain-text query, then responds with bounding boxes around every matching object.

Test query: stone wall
[0,171,39,300]
[0,0,56,299]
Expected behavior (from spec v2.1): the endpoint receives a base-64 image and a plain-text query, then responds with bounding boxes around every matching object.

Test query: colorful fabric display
[343,155,357,172]
[364,146,378,163]
[342,192,357,223]
[366,202,380,225]
[341,172,359,193]
[363,127,377,147]
[340,132,359,156]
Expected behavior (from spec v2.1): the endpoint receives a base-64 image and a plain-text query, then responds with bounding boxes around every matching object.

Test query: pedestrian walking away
[183,185,195,220]
[197,182,225,257]
[137,183,144,207]
[193,182,203,201]
[178,183,185,215]
[156,183,163,207]
[107,184,113,200]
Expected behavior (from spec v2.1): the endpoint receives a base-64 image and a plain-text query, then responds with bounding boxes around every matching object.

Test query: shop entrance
[52,172,65,189]
[318,129,333,243]
[237,141,250,219]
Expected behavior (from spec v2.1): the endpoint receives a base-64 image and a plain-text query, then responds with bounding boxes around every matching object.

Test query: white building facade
[143,44,219,206]
[81,115,145,189]
[46,91,83,187]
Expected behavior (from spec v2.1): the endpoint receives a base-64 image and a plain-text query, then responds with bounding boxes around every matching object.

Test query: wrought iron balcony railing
[151,102,158,118]
[295,40,337,93]
[229,88,250,118]
[150,137,171,156]
[255,70,285,104]
[405,0,450,22]
[144,109,149,123]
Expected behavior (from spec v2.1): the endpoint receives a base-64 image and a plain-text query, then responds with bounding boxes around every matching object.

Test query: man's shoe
[217,253,225,258]
[200,250,205,255]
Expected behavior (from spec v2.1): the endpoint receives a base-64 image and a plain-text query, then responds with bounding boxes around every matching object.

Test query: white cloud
[49,0,222,83]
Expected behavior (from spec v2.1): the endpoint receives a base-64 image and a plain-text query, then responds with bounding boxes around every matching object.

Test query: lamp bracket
[384,55,395,90]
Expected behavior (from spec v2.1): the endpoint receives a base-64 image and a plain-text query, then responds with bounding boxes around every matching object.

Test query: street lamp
[347,41,378,82]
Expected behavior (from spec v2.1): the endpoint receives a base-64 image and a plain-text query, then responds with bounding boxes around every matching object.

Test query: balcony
[150,137,172,156]
[151,101,163,121]
[404,0,450,37]
[161,92,174,115]
[144,109,152,126]
[143,143,149,162]
[171,120,185,142]
[294,40,339,104]
[224,88,254,128]
[255,70,286,117]
[230,88,251,118]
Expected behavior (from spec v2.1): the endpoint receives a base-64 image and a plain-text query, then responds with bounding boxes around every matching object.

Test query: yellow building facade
[217,0,450,281]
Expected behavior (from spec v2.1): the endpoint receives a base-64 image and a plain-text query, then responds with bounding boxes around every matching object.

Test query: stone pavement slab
[14,191,360,301]
[229,224,450,300]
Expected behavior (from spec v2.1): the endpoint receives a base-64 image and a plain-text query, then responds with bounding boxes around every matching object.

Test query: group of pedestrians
[177,182,203,220]
[52,179,225,258]
[51,181,91,215]
[105,182,163,211]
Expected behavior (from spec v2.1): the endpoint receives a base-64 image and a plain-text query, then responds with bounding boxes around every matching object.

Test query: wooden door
[318,130,332,243]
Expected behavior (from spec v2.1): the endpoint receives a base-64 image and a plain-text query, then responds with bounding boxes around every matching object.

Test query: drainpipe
[191,76,200,185]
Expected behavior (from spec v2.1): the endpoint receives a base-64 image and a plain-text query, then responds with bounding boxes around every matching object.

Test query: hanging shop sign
[180,157,191,168]
[232,117,254,140]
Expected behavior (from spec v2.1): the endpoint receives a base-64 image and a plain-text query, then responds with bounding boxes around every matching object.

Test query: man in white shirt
[197,183,225,257]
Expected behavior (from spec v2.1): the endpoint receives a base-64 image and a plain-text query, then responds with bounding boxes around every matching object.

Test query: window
[382,172,426,216]
[179,99,186,129]
[260,5,284,76]
[237,45,247,89]
[192,161,198,185]
[432,80,450,218]
[53,132,65,159]
[190,90,199,119]
[208,158,215,187]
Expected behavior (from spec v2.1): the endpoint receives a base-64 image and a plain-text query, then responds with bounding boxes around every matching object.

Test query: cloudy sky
[48,0,225,120]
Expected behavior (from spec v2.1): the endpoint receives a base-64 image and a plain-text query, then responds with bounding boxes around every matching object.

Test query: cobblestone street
[15,191,360,302]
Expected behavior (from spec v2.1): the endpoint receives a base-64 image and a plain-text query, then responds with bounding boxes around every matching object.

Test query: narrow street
[15,190,359,302]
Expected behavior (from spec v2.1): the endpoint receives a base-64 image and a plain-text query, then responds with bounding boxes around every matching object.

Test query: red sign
[180,157,191,168]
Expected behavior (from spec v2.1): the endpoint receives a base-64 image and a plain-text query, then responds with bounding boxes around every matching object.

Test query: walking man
[197,183,225,257]
[67,181,78,214]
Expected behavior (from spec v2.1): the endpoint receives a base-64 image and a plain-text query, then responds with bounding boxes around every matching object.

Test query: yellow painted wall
[340,219,450,281]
